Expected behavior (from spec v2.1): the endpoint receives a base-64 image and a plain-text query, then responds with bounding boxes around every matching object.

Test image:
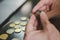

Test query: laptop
[0,0,26,24]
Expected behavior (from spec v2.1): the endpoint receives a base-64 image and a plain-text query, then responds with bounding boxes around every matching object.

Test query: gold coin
[20,16,27,21]
[20,21,27,26]
[12,38,20,40]
[14,28,21,33]
[14,25,21,29]
[14,21,20,25]
[0,34,8,40]
[9,23,15,27]
[6,29,14,34]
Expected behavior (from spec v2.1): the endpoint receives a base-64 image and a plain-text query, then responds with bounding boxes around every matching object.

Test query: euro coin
[0,34,8,40]
[6,29,14,34]
[12,38,20,40]
[20,21,27,26]
[14,21,20,25]
[14,25,21,29]
[14,28,21,33]
[9,23,15,28]
[20,16,27,21]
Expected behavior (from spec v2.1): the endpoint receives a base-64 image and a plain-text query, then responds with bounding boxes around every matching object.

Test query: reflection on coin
[9,23,15,28]
[12,38,20,40]
[14,25,21,29]
[14,21,20,25]
[20,21,27,26]
[0,34,8,40]
[6,29,14,34]
[15,28,21,33]
[21,27,25,32]
[20,16,27,21]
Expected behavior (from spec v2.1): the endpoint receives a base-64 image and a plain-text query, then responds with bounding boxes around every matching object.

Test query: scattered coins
[6,29,14,34]
[0,34,8,40]
[0,16,29,40]
[14,28,21,33]
[12,38,20,40]
[9,23,15,28]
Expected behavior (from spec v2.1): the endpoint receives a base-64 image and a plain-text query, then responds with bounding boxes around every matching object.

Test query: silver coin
[6,29,14,34]
[9,23,15,28]
[14,21,20,25]
[14,25,21,29]
[20,21,27,26]
[20,16,27,21]
[12,38,20,40]
[14,28,21,33]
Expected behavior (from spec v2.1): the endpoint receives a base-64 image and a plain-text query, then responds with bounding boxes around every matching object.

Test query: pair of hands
[24,0,60,40]
[24,12,60,40]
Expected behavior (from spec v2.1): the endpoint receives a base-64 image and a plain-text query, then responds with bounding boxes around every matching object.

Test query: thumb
[32,0,45,13]
[26,14,37,33]
[40,12,50,28]
[40,12,58,32]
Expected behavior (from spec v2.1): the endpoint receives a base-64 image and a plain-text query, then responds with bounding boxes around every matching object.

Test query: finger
[43,14,60,40]
[47,9,59,19]
[40,12,49,28]
[33,19,38,30]
[40,6,47,12]
[32,1,45,13]
[40,11,59,32]
[32,0,52,14]
[26,14,37,33]
[40,5,49,12]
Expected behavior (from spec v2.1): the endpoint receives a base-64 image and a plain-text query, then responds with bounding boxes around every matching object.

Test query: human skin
[24,12,60,40]
[32,0,60,19]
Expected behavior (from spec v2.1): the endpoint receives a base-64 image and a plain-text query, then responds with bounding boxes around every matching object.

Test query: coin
[6,29,14,34]
[14,25,21,29]
[20,16,27,21]
[14,21,20,25]
[20,21,27,26]
[0,34,8,40]
[9,23,15,28]
[12,38,20,40]
[14,28,21,33]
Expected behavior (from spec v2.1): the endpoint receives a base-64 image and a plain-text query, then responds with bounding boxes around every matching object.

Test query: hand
[32,0,60,19]
[24,12,60,40]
